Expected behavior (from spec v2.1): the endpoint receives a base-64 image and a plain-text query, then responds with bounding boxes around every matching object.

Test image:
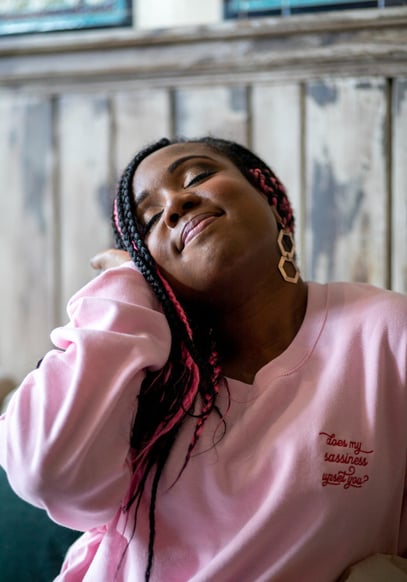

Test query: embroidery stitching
[319,432,373,490]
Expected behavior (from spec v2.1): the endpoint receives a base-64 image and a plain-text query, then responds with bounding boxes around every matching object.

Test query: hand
[90,249,131,272]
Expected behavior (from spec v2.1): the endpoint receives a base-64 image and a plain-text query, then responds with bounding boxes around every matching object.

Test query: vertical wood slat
[113,89,172,179]
[58,94,113,313]
[305,78,388,286]
[1,75,404,386]
[251,83,303,271]
[392,78,407,294]
[174,86,249,143]
[0,93,55,381]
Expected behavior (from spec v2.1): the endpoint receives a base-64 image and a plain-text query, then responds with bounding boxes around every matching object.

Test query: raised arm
[0,263,171,531]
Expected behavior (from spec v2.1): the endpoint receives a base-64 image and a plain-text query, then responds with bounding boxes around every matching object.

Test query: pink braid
[156,270,194,340]
[249,168,294,233]
[113,198,123,236]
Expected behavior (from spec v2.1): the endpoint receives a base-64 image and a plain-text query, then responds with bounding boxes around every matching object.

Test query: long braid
[114,140,224,580]
[112,136,294,580]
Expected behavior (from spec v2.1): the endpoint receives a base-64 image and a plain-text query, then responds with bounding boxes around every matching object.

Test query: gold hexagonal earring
[277,228,300,284]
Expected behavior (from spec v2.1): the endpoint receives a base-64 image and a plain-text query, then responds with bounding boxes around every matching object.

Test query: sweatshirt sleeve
[0,263,171,531]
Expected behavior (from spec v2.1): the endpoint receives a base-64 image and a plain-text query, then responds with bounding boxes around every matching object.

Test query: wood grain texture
[0,6,405,56]
[305,77,388,286]
[174,86,248,142]
[58,94,113,312]
[113,89,171,179]
[0,93,55,381]
[392,78,407,293]
[251,83,303,270]
[0,11,406,386]
[0,9,406,89]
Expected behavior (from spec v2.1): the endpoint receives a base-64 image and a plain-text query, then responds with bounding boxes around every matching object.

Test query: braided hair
[113,136,294,580]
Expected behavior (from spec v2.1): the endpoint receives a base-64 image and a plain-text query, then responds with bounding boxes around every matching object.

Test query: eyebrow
[135,154,214,206]
[167,154,214,174]
[135,189,149,206]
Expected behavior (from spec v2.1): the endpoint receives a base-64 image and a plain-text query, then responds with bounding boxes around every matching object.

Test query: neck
[211,278,308,384]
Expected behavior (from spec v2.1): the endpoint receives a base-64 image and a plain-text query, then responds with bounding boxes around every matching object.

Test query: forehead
[133,142,231,191]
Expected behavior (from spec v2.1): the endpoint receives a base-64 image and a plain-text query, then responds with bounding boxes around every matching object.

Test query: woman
[1,137,407,581]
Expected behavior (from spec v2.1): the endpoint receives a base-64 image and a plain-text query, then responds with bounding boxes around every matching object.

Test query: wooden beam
[0,8,406,90]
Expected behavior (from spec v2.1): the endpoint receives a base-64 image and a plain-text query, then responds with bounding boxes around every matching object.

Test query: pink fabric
[1,267,407,581]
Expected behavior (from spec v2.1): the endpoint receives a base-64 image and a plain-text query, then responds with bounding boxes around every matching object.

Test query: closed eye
[185,170,215,188]
[142,210,163,236]
[140,169,215,235]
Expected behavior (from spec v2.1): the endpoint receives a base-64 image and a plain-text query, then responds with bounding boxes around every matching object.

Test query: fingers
[90,249,131,271]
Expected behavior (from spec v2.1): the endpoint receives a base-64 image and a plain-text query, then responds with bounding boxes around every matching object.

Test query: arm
[0,263,171,531]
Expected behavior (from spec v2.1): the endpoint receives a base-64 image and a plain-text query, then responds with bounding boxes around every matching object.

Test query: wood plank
[305,77,388,286]
[174,86,249,143]
[58,94,113,312]
[0,93,55,382]
[251,83,303,271]
[113,89,171,178]
[392,78,407,293]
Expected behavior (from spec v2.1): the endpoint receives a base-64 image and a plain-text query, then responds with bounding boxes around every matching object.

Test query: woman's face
[132,143,280,305]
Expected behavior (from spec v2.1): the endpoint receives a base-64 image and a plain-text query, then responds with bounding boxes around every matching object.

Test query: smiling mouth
[181,213,221,250]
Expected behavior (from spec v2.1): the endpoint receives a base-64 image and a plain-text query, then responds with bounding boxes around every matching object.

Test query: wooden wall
[0,7,406,382]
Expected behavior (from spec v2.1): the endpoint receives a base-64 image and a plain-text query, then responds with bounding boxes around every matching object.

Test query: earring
[277,228,300,284]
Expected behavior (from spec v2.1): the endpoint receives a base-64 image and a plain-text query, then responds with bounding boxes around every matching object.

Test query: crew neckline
[227,281,329,388]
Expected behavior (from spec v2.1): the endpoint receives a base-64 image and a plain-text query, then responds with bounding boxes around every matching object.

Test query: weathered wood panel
[305,77,388,286]
[0,93,55,381]
[113,89,172,178]
[174,86,249,143]
[58,94,113,313]
[0,9,406,389]
[251,83,303,270]
[392,78,407,294]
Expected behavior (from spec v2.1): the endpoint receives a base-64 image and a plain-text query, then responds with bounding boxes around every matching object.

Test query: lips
[180,212,221,250]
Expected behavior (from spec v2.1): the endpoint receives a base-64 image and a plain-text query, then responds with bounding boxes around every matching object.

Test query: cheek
[145,237,174,274]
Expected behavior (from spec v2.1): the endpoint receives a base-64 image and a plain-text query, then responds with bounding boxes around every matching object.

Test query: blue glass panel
[226,0,375,7]
[224,0,404,16]
[0,0,131,36]
[228,0,281,8]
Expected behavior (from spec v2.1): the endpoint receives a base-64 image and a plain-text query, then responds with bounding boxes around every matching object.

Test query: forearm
[0,264,171,530]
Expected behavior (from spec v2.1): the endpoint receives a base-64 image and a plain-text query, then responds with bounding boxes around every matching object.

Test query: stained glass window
[0,0,131,36]
[225,0,405,17]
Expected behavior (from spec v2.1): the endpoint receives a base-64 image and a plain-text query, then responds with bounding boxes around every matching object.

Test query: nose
[163,191,200,228]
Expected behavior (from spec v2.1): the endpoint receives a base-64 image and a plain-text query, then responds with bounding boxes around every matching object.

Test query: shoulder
[323,281,407,345]
[328,281,407,315]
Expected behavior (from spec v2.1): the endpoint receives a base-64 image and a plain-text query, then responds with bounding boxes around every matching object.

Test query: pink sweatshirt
[1,263,407,581]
